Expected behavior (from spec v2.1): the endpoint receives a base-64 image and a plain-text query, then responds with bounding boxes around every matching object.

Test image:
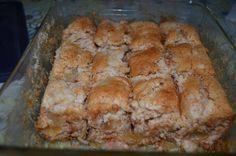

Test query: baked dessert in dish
[36,17,234,152]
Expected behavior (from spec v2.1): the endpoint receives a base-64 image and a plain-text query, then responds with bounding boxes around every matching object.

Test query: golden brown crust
[202,76,233,120]
[87,77,131,135]
[129,34,164,51]
[62,17,96,40]
[129,21,163,51]
[167,44,215,76]
[92,53,108,74]
[160,21,202,46]
[129,21,161,42]
[91,52,129,82]
[160,21,184,35]
[51,60,91,84]
[179,75,234,151]
[62,17,97,54]
[130,21,160,33]
[36,80,88,141]
[128,47,163,77]
[167,43,192,73]
[132,77,179,113]
[59,43,93,68]
[180,75,233,123]
[50,43,92,83]
[191,45,215,76]
[94,20,129,46]
[87,76,131,112]
[130,77,181,142]
[87,103,120,120]
[180,76,203,121]
[38,80,87,117]
[37,112,87,141]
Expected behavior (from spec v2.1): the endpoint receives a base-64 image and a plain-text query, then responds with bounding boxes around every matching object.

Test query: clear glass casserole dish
[0,0,235,154]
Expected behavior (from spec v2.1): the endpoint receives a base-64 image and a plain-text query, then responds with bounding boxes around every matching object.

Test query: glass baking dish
[0,0,235,154]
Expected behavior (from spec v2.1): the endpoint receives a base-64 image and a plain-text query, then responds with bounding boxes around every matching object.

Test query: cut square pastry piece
[128,21,163,51]
[179,75,234,151]
[36,80,88,141]
[160,21,202,46]
[62,17,97,54]
[91,52,129,82]
[128,47,167,77]
[87,77,132,144]
[94,20,129,47]
[167,43,215,90]
[131,76,181,145]
[51,42,93,84]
